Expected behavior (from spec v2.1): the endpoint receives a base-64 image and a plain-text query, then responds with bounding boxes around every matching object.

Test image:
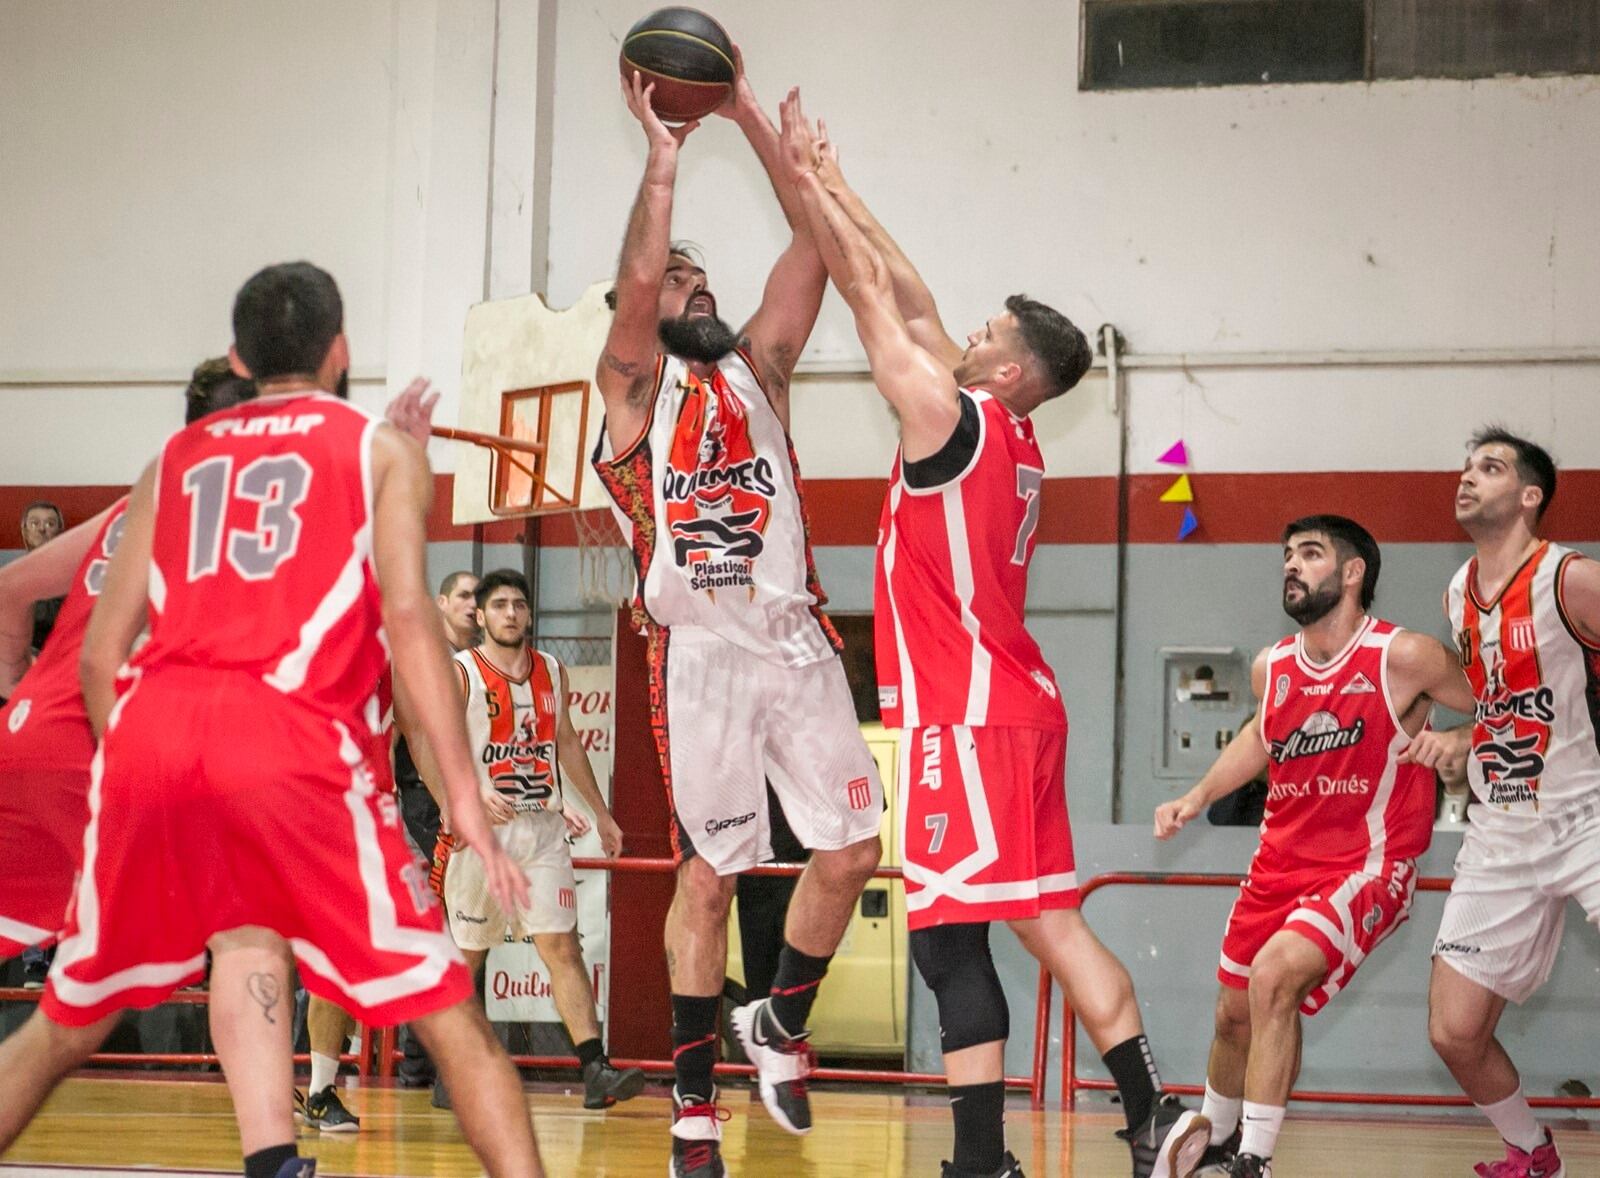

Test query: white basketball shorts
[443,809,577,949]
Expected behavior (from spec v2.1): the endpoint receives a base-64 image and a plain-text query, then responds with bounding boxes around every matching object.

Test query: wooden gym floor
[4,1075,1597,1176]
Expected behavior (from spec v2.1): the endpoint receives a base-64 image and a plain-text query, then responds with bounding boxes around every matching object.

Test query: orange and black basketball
[618,7,735,123]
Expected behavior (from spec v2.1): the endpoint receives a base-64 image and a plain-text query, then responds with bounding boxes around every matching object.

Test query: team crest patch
[847,776,873,811]
[1507,617,1536,653]
[1273,675,1290,708]
[6,699,29,733]
[1340,672,1377,696]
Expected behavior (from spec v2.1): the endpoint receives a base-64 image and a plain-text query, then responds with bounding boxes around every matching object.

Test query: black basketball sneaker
[941,1150,1027,1177]
[731,998,815,1134]
[670,1089,728,1178]
[1117,1093,1211,1178]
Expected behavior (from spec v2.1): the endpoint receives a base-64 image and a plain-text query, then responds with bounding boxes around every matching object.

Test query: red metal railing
[369,855,1050,1108]
[1054,872,1600,1111]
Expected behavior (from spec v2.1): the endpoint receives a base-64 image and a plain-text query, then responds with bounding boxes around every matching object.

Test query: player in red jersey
[0,264,542,1178]
[1155,516,1474,1177]
[0,359,256,960]
[1415,429,1600,1178]
[778,96,1206,1178]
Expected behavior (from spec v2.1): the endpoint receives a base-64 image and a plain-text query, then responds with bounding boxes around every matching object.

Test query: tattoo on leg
[666,948,678,978]
[247,972,281,1025]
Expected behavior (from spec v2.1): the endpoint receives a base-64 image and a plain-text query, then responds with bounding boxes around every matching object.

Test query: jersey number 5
[182,454,313,582]
[1012,465,1044,565]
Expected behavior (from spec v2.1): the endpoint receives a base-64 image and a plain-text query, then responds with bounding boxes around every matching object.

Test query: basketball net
[568,507,634,610]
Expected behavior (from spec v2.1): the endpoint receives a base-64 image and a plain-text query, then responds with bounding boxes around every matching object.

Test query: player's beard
[659,313,739,365]
[333,368,350,400]
[1282,572,1342,626]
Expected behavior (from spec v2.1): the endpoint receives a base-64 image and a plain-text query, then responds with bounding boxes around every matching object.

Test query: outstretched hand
[622,70,699,149]
[383,377,439,447]
[778,88,824,183]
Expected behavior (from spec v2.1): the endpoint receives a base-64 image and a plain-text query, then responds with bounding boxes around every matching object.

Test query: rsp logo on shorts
[704,811,757,837]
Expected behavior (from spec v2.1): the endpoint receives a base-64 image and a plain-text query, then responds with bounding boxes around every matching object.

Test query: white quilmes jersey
[1448,542,1600,818]
[455,646,565,815]
[592,349,840,669]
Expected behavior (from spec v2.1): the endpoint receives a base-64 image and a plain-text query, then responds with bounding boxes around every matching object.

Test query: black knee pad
[910,923,1010,1052]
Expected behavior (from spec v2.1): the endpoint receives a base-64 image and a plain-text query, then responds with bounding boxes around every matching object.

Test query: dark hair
[231,261,343,382]
[474,568,531,610]
[438,570,477,597]
[1004,294,1093,400]
[1282,515,1381,609]
[605,241,705,311]
[1468,426,1557,521]
[184,356,257,425]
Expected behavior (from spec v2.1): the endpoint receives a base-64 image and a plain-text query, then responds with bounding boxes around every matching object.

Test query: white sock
[310,1051,338,1095]
[1477,1087,1544,1154]
[1239,1101,1285,1160]
[1202,1083,1243,1144]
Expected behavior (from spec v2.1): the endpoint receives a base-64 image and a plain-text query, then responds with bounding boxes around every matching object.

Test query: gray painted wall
[513,533,1600,1107]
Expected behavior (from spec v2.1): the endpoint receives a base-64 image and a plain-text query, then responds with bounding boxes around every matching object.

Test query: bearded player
[595,65,884,1177]
[778,96,1206,1178]
[1155,516,1474,1177]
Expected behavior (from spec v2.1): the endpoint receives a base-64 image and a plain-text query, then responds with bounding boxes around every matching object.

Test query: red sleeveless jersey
[1258,617,1434,872]
[132,393,388,728]
[874,389,1065,730]
[0,499,128,768]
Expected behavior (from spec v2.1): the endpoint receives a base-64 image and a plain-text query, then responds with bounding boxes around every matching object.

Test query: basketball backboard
[450,280,615,525]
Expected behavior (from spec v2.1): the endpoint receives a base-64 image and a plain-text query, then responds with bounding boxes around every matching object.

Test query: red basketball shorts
[41,668,470,1028]
[0,751,90,956]
[1218,857,1418,1015]
[900,725,1078,930]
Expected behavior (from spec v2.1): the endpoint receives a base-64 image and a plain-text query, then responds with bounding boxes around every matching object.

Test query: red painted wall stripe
[5,470,1597,551]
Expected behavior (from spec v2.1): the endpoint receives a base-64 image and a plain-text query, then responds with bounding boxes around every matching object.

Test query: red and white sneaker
[731,998,816,1135]
[670,1089,729,1178]
[1474,1129,1565,1178]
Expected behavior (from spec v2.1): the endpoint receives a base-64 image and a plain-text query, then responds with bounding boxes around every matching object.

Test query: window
[1081,0,1600,91]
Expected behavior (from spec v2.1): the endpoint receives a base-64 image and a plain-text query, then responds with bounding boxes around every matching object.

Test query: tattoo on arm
[247,972,281,1025]
[602,350,642,378]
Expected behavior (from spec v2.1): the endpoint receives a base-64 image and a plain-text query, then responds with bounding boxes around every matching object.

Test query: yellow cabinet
[726,723,907,1057]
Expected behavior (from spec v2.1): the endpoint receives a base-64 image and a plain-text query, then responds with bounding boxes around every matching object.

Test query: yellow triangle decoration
[1159,474,1194,503]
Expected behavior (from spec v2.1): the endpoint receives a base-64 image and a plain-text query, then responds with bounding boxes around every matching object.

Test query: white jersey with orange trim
[592,349,840,668]
[1448,541,1600,818]
[455,645,565,815]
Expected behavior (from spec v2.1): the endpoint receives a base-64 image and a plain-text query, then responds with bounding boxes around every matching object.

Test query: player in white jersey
[595,64,884,1178]
[426,569,644,1112]
[1407,428,1600,1178]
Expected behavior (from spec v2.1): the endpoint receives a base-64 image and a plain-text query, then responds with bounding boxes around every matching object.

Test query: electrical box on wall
[1156,646,1255,780]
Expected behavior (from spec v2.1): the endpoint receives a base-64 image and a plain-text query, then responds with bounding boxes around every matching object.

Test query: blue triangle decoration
[1177,507,1199,541]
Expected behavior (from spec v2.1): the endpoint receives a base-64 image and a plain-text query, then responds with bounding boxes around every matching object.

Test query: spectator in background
[20,502,65,653]
[393,570,479,1088]
[16,500,68,986]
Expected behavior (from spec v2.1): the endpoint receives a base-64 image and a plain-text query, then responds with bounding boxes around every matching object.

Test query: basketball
[618,7,735,123]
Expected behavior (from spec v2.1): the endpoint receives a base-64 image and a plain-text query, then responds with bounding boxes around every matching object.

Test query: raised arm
[1154,650,1271,840]
[371,426,528,916]
[81,470,157,734]
[779,93,960,462]
[812,122,963,371]
[0,504,112,696]
[597,74,699,453]
[717,66,826,426]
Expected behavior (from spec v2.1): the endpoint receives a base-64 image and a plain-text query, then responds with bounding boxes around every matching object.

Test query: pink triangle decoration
[1157,440,1188,466]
